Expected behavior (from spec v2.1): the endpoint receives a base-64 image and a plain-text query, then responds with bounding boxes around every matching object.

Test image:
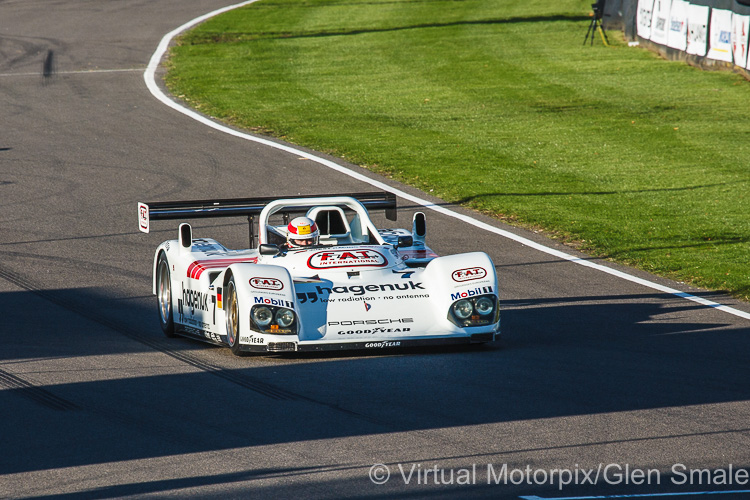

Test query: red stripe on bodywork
[400,249,438,259]
[187,257,258,279]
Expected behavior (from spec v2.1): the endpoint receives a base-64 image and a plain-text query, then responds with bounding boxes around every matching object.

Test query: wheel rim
[157,259,171,325]
[226,283,238,346]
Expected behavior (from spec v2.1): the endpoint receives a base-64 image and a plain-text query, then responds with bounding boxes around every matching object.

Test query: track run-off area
[1,1,749,498]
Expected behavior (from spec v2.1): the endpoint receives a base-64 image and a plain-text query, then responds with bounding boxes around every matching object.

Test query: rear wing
[138,191,397,236]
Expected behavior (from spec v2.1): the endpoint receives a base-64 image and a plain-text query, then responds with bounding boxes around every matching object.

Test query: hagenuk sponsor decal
[297,281,425,303]
[250,277,284,291]
[308,249,387,269]
[254,296,294,309]
[451,267,487,282]
[450,286,494,301]
[183,287,210,312]
[178,283,220,324]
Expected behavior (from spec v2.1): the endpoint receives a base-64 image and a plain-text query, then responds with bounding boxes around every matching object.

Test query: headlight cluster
[448,294,498,328]
[250,305,297,335]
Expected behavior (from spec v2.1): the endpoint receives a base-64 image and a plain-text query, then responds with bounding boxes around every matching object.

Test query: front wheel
[156,253,176,337]
[225,276,243,356]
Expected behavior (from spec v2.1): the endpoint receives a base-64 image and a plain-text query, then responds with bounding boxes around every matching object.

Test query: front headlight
[452,299,473,319]
[276,308,295,328]
[475,296,494,316]
[447,294,498,328]
[250,305,297,335]
[252,306,273,326]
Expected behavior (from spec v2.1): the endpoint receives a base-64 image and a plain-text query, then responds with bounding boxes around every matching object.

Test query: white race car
[138,192,500,354]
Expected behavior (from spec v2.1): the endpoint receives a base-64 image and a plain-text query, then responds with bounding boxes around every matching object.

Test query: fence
[602,0,750,76]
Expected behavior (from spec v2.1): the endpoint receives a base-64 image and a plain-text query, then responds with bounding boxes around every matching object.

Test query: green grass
[166,0,750,301]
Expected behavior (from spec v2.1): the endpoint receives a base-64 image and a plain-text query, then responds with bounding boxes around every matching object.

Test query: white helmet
[287,216,320,247]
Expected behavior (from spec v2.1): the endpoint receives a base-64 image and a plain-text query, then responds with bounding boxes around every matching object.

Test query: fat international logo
[451,267,487,282]
[250,277,284,291]
[308,249,388,269]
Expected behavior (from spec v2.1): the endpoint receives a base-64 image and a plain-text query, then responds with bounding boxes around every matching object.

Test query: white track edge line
[143,1,750,322]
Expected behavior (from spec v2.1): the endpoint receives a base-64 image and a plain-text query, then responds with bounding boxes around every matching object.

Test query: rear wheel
[225,276,243,355]
[156,253,176,337]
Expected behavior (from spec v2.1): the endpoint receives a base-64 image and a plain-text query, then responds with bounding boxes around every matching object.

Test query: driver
[286,216,320,247]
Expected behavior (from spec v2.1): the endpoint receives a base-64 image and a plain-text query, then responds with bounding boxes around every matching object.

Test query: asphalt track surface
[2,1,750,499]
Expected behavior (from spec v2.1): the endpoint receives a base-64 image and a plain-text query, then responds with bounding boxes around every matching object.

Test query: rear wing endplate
[138,191,397,233]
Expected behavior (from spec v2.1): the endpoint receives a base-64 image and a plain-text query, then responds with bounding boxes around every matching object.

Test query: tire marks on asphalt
[0,367,79,411]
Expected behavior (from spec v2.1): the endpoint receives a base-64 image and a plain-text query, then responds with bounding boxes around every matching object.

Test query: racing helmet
[287,216,320,247]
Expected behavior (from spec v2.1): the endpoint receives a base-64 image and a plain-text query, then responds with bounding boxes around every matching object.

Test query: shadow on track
[1,285,749,477]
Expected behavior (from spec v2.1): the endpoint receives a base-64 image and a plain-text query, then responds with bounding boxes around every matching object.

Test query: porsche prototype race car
[138,192,500,354]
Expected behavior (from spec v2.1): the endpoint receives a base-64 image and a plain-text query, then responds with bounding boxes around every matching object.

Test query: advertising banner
[650,0,672,45]
[667,0,689,51]
[732,13,750,67]
[686,3,710,56]
[638,0,655,39]
[707,8,734,62]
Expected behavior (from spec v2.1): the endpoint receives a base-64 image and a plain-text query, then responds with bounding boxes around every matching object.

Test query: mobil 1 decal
[307,249,387,269]
[254,296,295,309]
[450,285,494,301]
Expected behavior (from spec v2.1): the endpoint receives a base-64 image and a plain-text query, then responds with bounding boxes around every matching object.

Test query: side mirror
[396,235,413,248]
[259,243,282,256]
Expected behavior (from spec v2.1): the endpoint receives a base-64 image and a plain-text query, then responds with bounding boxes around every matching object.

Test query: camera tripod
[584,0,609,46]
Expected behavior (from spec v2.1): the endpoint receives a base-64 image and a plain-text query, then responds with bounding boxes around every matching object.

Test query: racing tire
[225,276,243,356]
[156,252,176,338]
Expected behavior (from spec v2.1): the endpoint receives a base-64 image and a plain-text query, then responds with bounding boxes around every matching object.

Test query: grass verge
[165,0,750,301]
